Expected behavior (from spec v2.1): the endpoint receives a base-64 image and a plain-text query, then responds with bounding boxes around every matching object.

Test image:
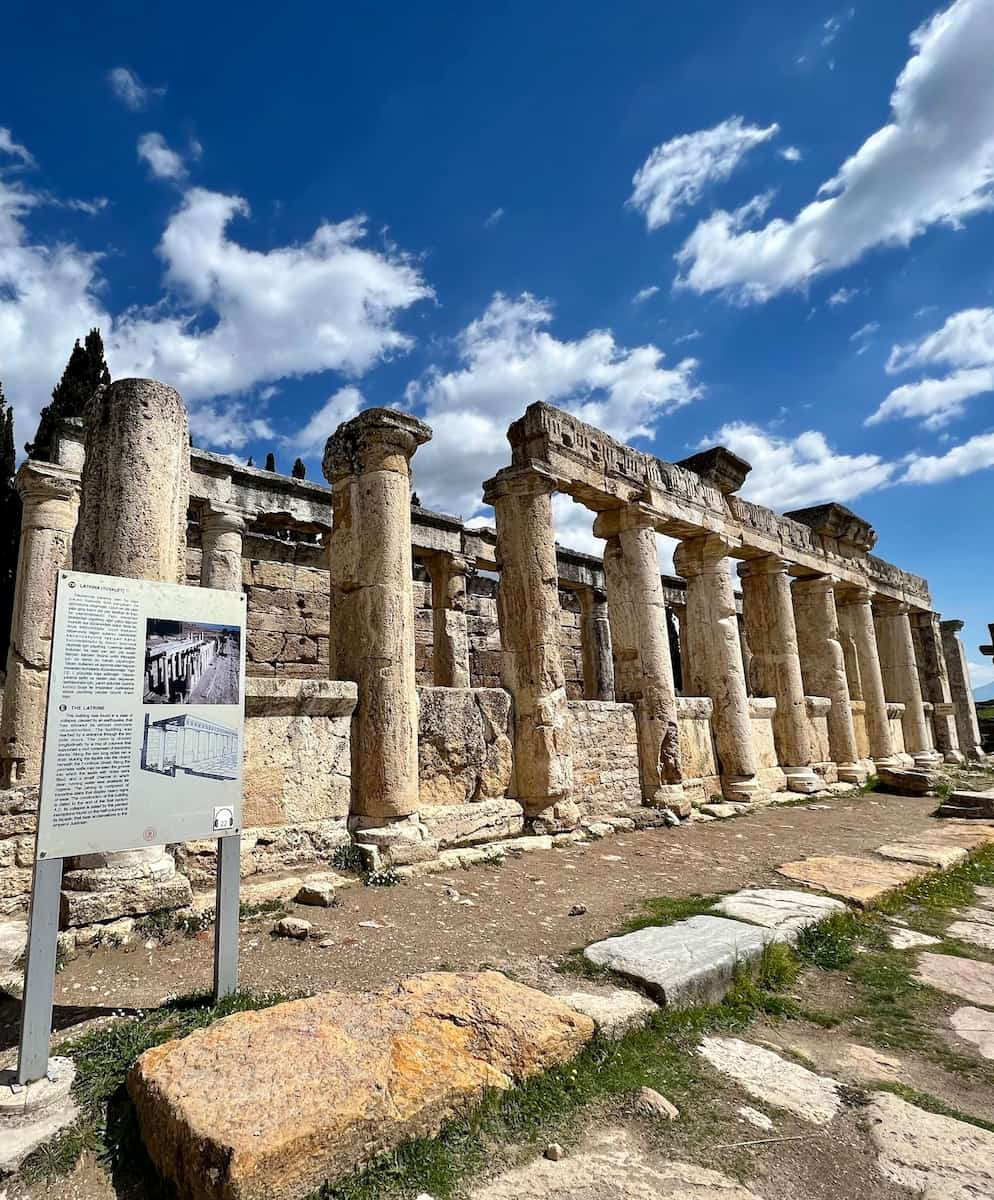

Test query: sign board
[36,570,247,860]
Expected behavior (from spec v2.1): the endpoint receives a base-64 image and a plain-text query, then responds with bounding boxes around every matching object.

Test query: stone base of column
[348,813,440,869]
[60,849,192,928]
[720,774,762,802]
[644,782,692,818]
[836,761,870,786]
[942,749,966,764]
[528,799,582,835]
[783,766,821,794]
[911,749,943,768]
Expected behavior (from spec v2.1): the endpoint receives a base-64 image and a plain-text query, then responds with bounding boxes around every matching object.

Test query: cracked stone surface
[713,888,847,939]
[868,1091,994,1200]
[949,1007,994,1059]
[887,928,941,950]
[584,917,776,1007]
[697,1037,841,1124]
[915,952,994,1006]
[469,1127,764,1199]
[776,855,929,906]
[875,842,967,869]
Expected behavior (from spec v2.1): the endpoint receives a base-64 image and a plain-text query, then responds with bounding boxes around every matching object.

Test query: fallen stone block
[937,787,994,819]
[949,1006,994,1060]
[698,1037,840,1124]
[875,842,967,869]
[419,798,524,849]
[558,988,658,1039]
[274,917,311,940]
[584,916,775,1006]
[915,952,994,1006]
[0,1056,78,1177]
[633,1086,678,1120]
[713,888,847,940]
[60,874,192,926]
[876,766,940,796]
[887,928,941,950]
[128,972,594,1200]
[776,854,929,907]
[947,920,994,951]
[699,803,737,819]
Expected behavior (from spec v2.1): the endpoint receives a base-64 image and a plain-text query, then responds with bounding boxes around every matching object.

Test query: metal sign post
[16,570,247,1083]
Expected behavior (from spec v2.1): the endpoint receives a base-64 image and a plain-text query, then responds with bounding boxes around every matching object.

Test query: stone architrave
[941,620,984,759]
[576,586,614,701]
[323,409,432,830]
[874,598,941,766]
[429,551,471,689]
[835,586,896,767]
[739,555,819,793]
[673,534,760,800]
[792,575,868,784]
[200,505,247,593]
[0,462,80,788]
[66,379,193,922]
[482,465,574,829]
[910,611,963,763]
[597,509,685,809]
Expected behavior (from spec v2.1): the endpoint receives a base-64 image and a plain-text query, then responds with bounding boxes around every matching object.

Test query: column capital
[431,549,473,578]
[874,596,910,616]
[834,583,875,607]
[673,532,738,578]
[591,503,657,541]
[481,462,557,505]
[791,573,837,595]
[322,408,431,483]
[737,553,791,580]
[15,459,80,506]
[201,503,247,537]
[940,618,965,633]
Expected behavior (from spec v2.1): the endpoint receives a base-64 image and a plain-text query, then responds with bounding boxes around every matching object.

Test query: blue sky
[2,0,992,686]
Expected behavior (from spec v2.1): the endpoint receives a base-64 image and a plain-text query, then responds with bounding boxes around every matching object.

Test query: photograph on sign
[34,571,247,860]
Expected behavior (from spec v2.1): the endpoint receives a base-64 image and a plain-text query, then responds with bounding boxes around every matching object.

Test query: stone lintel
[675,446,752,495]
[323,408,432,482]
[784,503,877,553]
[244,678,358,719]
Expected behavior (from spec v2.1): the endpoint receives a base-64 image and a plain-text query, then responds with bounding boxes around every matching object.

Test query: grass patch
[239,898,291,920]
[795,911,863,969]
[622,893,718,933]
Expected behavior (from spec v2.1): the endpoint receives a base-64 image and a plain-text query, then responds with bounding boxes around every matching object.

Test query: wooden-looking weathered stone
[128,972,594,1200]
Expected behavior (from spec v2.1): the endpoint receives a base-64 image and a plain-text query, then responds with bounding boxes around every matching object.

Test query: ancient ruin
[0,380,984,931]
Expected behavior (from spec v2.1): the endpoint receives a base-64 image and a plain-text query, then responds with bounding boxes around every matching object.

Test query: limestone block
[676,698,718,784]
[566,700,641,818]
[419,798,525,848]
[354,813,438,867]
[61,874,192,926]
[876,842,966,868]
[558,989,658,1039]
[804,697,832,764]
[949,1006,994,1059]
[915,952,994,1005]
[698,1037,840,1123]
[777,854,929,906]
[947,920,994,951]
[128,972,594,1200]
[714,888,847,939]
[418,688,513,805]
[876,765,939,796]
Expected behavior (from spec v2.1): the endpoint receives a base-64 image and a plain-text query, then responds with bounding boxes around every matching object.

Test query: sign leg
[213,834,240,1002]
[17,856,64,1085]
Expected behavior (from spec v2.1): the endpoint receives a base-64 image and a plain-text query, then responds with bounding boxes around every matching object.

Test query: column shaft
[430,551,471,688]
[673,534,759,799]
[482,466,574,827]
[324,409,431,827]
[0,463,80,787]
[910,611,963,763]
[740,556,818,793]
[577,586,614,701]
[874,599,941,766]
[940,619,984,760]
[835,587,895,766]
[200,506,246,593]
[599,513,684,808]
[792,576,867,784]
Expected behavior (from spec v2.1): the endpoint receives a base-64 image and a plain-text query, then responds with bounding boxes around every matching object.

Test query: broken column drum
[577,585,614,702]
[323,409,432,829]
[200,505,247,593]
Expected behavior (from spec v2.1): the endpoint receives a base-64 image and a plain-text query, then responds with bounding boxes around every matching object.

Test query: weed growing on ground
[331,843,367,874]
[622,893,719,933]
[239,898,290,920]
[861,774,880,793]
[365,867,400,888]
[794,911,863,969]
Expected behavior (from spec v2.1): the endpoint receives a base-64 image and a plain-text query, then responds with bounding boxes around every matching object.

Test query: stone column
[577,586,614,701]
[598,510,685,810]
[482,465,574,829]
[673,534,759,800]
[0,462,80,787]
[200,505,247,593]
[429,551,471,689]
[940,620,984,760]
[324,409,431,834]
[910,611,963,763]
[835,587,896,767]
[792,576,868,784]
[62,379,193,929]
[873,598,941,766]
[739,556,819,793]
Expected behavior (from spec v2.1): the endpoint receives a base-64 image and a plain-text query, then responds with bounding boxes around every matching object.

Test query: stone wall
[417,687,513,805]
[0,786,36,916]
[749,698,787,792]
[806,697,833,771]
[677,697,721,804]
[566,700,641,817]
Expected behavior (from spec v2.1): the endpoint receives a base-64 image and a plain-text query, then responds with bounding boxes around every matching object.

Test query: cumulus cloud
[676,0,994,301]
[137,132,187,181]
[707,422,895,509]
[405,292,701,517]
[629,116,780,230]
[780,146,803,163]
[0,130,432,453]
[901,429,994,483]
[107,67,164,111]
[869,307,994,427]
[285,386,364,455]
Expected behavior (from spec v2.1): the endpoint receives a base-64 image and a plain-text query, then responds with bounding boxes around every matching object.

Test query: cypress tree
[264,452,276,472]
[26,328,111,461]
[0,384,21,670]
[246,456,255,467]
[291,457,306,479]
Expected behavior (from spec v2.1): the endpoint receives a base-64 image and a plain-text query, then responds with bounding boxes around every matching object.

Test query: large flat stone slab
[584,916,776,1007]
[949,1007,994,1060]
[470,1127,764,1199]
[916,952,994,1006]
[713,889,847,940]
[875,842,967,868]
[947,920,994,950]
[868,1091,994,1200]
[697,1037,840,1124]
[129,972,594,1200]
[776,855,929,906]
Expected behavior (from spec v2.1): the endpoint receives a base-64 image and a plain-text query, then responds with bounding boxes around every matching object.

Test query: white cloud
[108,67,164,111]
[629,116,780,230]
[483,207,504,228]
[0,128,35,168]
[676,0,994,301]
[780,146,803,163]
[850,321,879,342]
[828,286,859,305]
[869,307,994,427]
[632,285,660,304]
[405,292,701,517]
[707,422,895,509]
[137,132,187,181]
[674,329,703,344]
[0,131,432,455]
[901,429,994,483]
[285,385,363,454]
